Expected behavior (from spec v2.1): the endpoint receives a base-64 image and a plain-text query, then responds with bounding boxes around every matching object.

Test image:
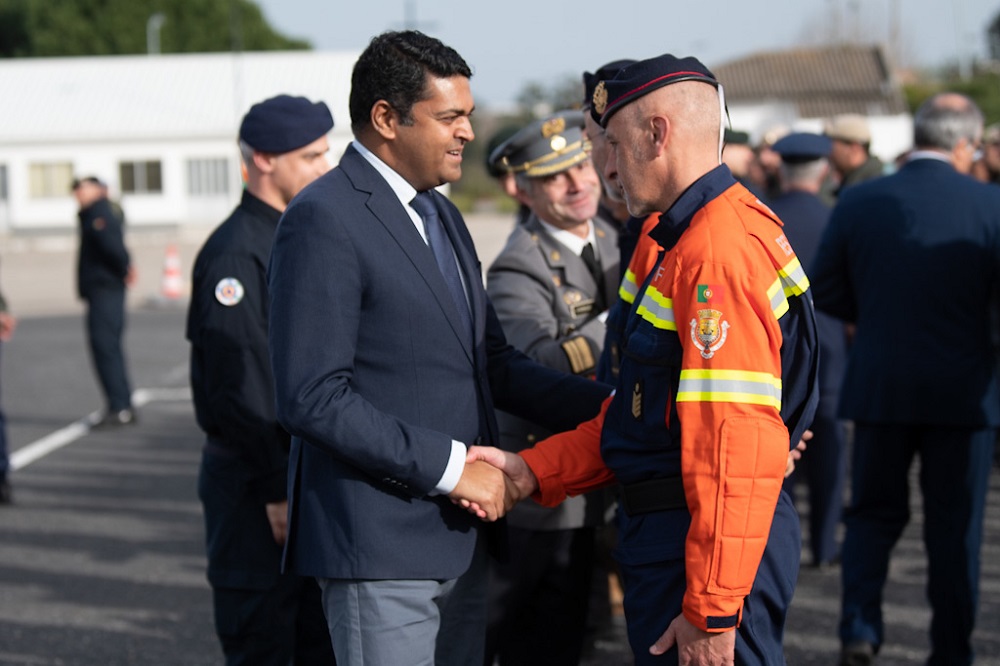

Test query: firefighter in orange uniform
[467,54,819,665]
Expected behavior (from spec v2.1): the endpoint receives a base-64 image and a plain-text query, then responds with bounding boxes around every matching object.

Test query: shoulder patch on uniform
[690,308,730,359]
[214,277,245,306]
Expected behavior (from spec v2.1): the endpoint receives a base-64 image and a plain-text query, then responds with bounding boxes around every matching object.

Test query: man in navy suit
[769,133,850,570]
[811,93,1000,666]
[267,31,610,666]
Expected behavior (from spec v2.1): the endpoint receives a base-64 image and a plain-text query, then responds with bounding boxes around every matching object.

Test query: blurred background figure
[72,176,136,427]
[581,59,636,277]
[187,94,336,666]
[823,113,885,200]
[485,109,618,666]
[0,278,15,504]
[769,132,848,570]
[486,123,530,226]
[756,123,791,201]
[722,128,767,200]
[812,93,1000,666]
[972,122,1000,185]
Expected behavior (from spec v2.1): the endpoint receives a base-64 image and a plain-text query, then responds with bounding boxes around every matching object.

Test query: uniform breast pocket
[612,325,682,445]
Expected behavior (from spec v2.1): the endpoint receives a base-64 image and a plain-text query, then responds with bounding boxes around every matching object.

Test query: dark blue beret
[594,54,718,127]
[489,110,589,178]
[583,59,636,123]
[239,94,334,154]
[772,132,832,164]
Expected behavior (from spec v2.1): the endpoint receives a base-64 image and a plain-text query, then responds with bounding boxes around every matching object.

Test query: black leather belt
[619,477,687,516]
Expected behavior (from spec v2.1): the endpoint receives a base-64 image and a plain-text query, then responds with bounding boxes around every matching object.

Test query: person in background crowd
[768,132,849,571]
[811,92,1000,666]
[187,94,336,665]
[756,123,790,201]
[72,176,136,427]
[0,278,15,504]
[722,128,767,200]
[484,109,619,666]
[972,122,1000,185]
[823,113,884,199]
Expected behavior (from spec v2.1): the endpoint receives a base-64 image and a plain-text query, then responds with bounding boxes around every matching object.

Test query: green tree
[0,0,308,58]
[904,66,1000,126]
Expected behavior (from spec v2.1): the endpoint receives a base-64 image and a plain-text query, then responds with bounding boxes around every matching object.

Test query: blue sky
[254,0,1000,108]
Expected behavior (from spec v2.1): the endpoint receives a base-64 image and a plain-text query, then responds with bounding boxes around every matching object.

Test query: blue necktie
[411,192,473,342]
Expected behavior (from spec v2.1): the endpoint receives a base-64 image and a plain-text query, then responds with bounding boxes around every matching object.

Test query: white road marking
[9,386,192,471]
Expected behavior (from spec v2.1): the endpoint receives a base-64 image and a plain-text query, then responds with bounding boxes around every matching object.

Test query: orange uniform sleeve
[673,256,789,631]
[519,395,616,507]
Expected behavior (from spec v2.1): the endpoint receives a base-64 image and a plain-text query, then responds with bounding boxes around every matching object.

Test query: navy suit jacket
[267,145,610,580]
[811,157,1000,427]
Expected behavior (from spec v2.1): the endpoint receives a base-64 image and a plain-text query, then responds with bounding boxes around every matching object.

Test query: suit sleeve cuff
[431,440,466,495]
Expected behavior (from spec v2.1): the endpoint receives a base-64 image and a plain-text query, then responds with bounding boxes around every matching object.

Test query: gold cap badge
[541,116,566,138]
[593,81,608,116]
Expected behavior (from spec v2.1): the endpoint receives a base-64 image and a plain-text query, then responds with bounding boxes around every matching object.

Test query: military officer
[484,109,619,666]
[186,94,336,665]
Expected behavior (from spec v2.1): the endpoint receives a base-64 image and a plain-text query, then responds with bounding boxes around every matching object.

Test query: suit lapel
[340,149,474,362]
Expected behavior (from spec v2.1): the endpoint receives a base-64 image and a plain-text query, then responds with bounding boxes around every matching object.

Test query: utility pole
[146,12,165,55]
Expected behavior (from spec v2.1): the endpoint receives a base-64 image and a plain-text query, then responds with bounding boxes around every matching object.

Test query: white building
[713,44,913,164]
[0,50,359,232]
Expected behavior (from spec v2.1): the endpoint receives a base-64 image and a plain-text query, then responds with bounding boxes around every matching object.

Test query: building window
[0,165,7,201]
[119,160,162,194]
[28,162,73,198]
[187,158,230,196]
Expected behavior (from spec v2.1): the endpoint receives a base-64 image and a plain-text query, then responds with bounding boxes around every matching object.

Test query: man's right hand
[448,459,510,522]
[463,446,539,514]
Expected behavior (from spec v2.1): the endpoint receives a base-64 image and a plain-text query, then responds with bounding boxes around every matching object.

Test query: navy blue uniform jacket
[268,146,610,581]
[811,157,1000,426]
[77,198,130,299]
[769,190,847,397]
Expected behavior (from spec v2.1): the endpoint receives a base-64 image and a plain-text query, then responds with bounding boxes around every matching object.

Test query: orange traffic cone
[160,244,184,300]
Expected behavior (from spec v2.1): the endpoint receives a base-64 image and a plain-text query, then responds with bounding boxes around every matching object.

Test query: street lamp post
[147,12,166,56]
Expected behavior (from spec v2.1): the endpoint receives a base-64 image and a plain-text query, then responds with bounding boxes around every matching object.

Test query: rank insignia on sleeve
[214,277,244,306]
[631,380,643,419]
[690,309,730,359]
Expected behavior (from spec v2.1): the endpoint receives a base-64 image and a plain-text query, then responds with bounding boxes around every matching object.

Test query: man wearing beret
[484,109,618,665]
[769,133,849,572]
[187,94,335,665]
[468,53,819,664]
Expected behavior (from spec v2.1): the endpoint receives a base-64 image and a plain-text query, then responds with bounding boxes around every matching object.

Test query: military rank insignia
[631,379,643,419]
[691,309,729,359]
[215,277,244,306]
[593,81,608,116]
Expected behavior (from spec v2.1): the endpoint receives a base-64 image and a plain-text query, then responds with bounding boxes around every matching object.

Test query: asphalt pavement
[0,218,997,665]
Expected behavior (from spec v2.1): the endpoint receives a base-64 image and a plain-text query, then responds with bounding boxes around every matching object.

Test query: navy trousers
[84,287,132,411]
[839,423,994,665]
[618,490,800,665]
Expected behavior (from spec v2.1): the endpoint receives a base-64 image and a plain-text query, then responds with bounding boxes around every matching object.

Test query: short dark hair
[349,30,472,134]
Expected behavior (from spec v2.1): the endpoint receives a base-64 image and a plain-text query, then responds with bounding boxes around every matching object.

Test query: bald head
[604,80,722,216]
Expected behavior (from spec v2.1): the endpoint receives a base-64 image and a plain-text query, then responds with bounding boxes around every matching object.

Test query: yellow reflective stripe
[676,368,782,409]
[619,268,640,304]
[779,257,810,297]
[768,278,789,319]
[636,286,676,331]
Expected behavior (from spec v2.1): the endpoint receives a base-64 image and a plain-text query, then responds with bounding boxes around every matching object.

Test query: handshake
[447,446,537,522]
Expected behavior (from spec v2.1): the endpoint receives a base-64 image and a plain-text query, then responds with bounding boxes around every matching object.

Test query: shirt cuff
[432,440,466,495]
